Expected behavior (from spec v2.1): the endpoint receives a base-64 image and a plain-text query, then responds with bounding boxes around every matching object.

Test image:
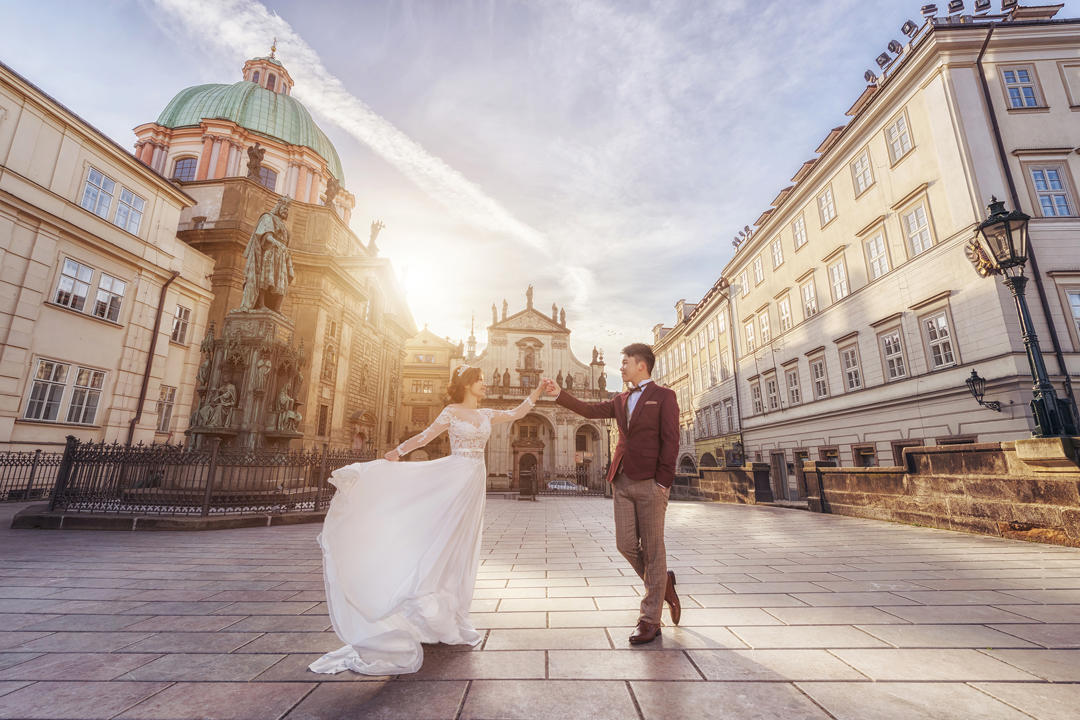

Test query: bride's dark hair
[446,366,484,403]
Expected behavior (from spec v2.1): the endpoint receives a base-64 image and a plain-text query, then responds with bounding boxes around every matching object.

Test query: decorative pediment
[492,308,567,333]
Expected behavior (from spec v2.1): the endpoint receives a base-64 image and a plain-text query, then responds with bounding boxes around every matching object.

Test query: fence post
[201,436,222,518]
[49,435,78,512]
[316,444,329,511]
[23,449,42,500]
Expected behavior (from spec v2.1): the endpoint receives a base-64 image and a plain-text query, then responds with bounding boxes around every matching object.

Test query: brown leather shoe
[629,619,661,645]
[665,570,681,626]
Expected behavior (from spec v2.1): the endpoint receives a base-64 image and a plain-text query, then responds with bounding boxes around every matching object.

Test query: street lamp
[965,369,1002,412]
[971,198,1076,437]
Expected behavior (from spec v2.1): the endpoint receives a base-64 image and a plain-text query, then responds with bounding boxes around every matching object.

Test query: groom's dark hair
[622,343,655,374]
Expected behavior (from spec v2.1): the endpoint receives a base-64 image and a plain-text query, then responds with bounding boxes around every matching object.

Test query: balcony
[486,384,612,402]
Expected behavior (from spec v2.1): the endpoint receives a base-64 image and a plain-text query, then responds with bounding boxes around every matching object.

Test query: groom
[542,343,680,644]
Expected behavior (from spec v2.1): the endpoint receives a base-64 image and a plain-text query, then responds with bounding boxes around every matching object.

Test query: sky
[3,0,1078,363]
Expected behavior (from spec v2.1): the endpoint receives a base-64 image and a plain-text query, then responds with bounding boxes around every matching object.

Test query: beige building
[654,5,1080,500]
[396,327,464,459]
[0,60,214,448]
[469,288,612,490]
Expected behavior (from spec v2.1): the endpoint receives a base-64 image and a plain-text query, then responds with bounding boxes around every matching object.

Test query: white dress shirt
[627,378,653,420]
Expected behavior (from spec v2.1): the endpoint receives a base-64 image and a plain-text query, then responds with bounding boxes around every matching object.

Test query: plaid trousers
[612,471,669,624]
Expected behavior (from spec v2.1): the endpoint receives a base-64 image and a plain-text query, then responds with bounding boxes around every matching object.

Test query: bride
[309,365,543,675]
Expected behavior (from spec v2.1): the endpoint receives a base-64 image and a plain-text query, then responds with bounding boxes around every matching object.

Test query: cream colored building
[468,288,612,490]
[396,327,464,460]
[654,5,1080,500]
[0,60,214,448]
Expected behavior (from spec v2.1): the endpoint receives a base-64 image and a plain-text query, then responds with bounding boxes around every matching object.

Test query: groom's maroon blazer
[556,381,680,488]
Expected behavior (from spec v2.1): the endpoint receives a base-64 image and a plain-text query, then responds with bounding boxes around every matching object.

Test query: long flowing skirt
[308,456,486,675]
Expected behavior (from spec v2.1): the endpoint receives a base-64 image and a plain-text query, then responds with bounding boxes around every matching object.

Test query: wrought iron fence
[48,436,375,517]
[535,464,607,496]
[0,450,64,502]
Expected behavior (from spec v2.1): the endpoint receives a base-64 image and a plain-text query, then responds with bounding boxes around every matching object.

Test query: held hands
[540,378,561,397]
[384,449,400,462]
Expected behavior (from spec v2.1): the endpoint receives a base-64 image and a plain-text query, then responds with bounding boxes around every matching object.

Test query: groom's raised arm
[554,389,616,420]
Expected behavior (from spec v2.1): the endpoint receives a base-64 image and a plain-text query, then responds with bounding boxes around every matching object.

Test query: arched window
[252,70,260,84]
[258,166,278,191]
[267,74,276,92]
[172,157,197,182]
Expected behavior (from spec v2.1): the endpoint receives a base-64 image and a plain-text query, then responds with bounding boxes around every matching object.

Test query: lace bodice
[394,397,536,461]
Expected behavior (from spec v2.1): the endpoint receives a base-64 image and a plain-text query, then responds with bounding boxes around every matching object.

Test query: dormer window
[267,74,276,92]
[252,70,260,84]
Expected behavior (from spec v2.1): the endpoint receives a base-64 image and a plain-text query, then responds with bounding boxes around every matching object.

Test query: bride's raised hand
[384,449,400,462]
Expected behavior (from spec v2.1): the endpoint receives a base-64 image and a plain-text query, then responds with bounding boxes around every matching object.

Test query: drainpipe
[126,271,180,445]
[725,286,745,439]
[975,24,1077,417]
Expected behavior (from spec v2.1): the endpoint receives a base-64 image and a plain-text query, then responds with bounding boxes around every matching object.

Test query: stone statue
[552,303,558,321]
[559,308,566,326]
[526,284,534,309]
[565,373,574,391]
[240,198,295,313]
[965,238,998,278]
[502,299,508,320]
[502,369,510,388]
[194,382,237,428]
[491,303,498,325]
[196,322,215,389]
[491,369,498,386]
[598,372,607,392]
[556,370,564,387]
[323,176,341,206]
[592,346,598,364]
[253,356,272,393]
[275,386,302,432]
[246,142,265,179]
[370,220,385,248]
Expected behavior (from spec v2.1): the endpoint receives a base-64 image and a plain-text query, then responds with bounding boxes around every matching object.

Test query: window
[809,357,828,399]
[92,274,126,322]
[771,237,784,268]
[786,367,801,406]
[718,312,726,334]
[171,305,191,344]
[851,149,874,195]
[252,70,260,84]
[267,74,276,92]
[707,321,715,342]
[817,185,836,226]
[792,215,807,249]
[576,430,589,451]
[758,310,771,344]
[886,111,913,163]
[902,203,933,256]
[258,166,278,191]
[853,445,877,467]
[422,381,434,394]
[778,296,793,332]
[80,167,115,219]
[724,399,735,432]
[801,280,818,319]
[1002,66,1041,108]
[750,381,763,414]
[880,329,907,380]
[24,360,68,421]
[865,233,890,280]
[744,322,756,352]
[1068,291,1080,339]
[828,258,849,302]
[411,406,429,425]
[739,270,749,297]
[1029,165,1075,217]
[923,311,956,369]
[753,256,764,285]
[840,345,862,391]
[317,404,329,436]
[765,376,780,411]
[54,258,92,312]
[114,188,145,234]
[157,385,176,433]
[66,367,104,424]
[172,157,197,182]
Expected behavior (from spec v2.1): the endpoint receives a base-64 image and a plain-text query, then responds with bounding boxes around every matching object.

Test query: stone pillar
[137,142,154,164]
[212,139,230,179]
[195,136,214,181]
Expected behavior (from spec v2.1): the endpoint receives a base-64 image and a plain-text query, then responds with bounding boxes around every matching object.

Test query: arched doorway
[510,412,553,489]
[678,455,697,475]
[700,452,718,467]
[518,453,538,491]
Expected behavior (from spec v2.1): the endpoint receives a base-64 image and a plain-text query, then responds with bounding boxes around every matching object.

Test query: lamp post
[971,198,1076,437]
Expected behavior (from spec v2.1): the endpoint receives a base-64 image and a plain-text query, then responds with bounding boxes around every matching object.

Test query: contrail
[147,0,549,252]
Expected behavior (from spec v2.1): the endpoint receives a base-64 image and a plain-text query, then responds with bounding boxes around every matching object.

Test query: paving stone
[994,604,1080,622]
[879,605,1035,624]
[730,625,888,649]
[409,649,546,679]
[462,680,636,720]
[0,654,40,672]
[855,624,1041,648]
[982,649,1080,681]
[0,652,160,681]
[830,648,1041,681]
[0,680,170,719]
[115,681,313,719]
[18,614,151,631]
[987,623,1080,648]
[763,607,910,625]
[469,611,547,629]
[0,613,60,629]
[484,628,610,650]
[971,682,1080,720]
[118,653,285,681]
[122,632,263,653]
[223,616,331,632]
[688,648,867,681]
[631,680,832,719]
[288,680,466,720]
[798,681,1032,719]
[12,632,153,653]
[122,615,247,632]
[548,649,701,679]
[234,632,342,654]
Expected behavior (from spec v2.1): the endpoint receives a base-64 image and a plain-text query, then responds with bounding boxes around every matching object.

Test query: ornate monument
[187,199,307,449]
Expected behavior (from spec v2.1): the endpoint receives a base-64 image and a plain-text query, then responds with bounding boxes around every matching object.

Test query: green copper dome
[157,81,344,182]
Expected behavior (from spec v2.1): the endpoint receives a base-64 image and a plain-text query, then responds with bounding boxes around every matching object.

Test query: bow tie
[628,385,643,394]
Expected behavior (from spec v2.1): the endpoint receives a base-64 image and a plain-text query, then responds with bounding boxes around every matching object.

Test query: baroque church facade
[467,288,614,490]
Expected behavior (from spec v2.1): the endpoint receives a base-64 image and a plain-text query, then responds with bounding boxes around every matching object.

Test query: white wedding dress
[308,396,535,675]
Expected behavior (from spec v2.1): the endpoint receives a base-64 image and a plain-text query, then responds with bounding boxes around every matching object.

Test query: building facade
[652,4,1080,500]
[0,60,215,448]
[468,288,613,490]
[135,53,415,452]
[397,327,464,459]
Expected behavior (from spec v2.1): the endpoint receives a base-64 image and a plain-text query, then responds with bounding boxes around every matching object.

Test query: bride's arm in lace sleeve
[486,386,544,425]
[385,408,452,461]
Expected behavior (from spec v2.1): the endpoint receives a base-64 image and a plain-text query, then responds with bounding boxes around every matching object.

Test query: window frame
[758,309,771,345]
[808,354,829,400]
[156,384,176,433]
[828,256,849,303]
[778,294,793,332]
[53,257,93,313]
[850,146,875,197]
[817,184,837,227]
[999,64,1047,110]
[114,187,146,236]
[900,199,936,259]
[771,237,784,268]
[79,166,115,220]
[171,305,192,345]
[744,321,756,353]
[801,277,819,320]
[22,358,107,426]
[839,343,863,391]
[172,156,198,182]
[764,374,780,411]
[885,108,915,165]
[864,230,891,281]
[878,325,909,382]
[919,307,960,371]
[753,255,765,285]
[785,366,802,406]
[750,380,763,415]
[792,213,808,250]
[1021,161,1078,218]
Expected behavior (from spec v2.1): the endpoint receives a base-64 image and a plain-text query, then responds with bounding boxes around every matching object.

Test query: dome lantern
[242,40,294,95]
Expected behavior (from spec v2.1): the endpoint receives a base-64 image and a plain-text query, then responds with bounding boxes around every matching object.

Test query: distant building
[397,327,464,459]
[469,288,613,490]
[650,4,1080,500]
[0,60,215,448]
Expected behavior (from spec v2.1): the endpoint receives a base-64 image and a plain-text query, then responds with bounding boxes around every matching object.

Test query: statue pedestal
[187,309,307,450]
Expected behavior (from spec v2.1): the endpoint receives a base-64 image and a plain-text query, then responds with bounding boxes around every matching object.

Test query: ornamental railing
[534,464,607,496]
[47,436,374,517]
[0,450,64,502]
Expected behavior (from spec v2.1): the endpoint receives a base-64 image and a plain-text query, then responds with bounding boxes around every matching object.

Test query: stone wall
[802,438,1080,547]
[672,463,775,504]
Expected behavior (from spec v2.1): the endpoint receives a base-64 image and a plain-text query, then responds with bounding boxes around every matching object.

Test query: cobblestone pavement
[0,498,1078,719]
